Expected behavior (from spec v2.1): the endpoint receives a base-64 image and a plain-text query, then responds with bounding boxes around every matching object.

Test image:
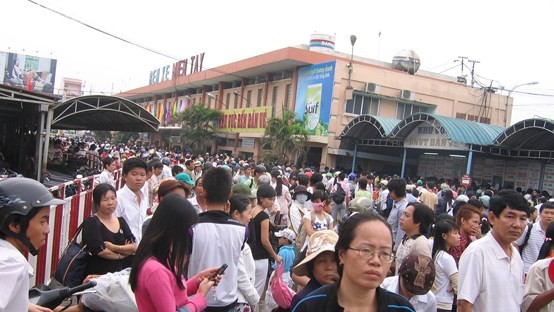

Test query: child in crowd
[273,228,297,287]
[432,220,460,312]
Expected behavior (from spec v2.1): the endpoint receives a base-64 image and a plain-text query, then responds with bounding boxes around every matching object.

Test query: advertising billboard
[0,51,57,94]
[294,61,335,136]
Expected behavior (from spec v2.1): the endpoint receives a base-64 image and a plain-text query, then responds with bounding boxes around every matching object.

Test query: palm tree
[262,109,309,165]
[176,103,222,154]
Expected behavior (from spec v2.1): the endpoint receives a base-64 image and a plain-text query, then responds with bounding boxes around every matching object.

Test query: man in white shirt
[514,202,554,273]
[116,158,148,244]
[94,156,116,188]
[381,254,437,312]
[0,177,65,312]
[458,189,529,312]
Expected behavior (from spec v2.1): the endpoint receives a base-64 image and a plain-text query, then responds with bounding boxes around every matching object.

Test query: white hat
[275,228,296,242]
[456,194,470,203]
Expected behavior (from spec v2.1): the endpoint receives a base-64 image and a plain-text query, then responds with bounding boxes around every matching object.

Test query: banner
[217,106,271,133]
[0,51,57,94]
[294,61,335,136]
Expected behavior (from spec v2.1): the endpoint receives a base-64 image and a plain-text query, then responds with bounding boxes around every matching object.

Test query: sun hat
[398,254,436,295]
[380,180,388,186]
[293,230,338,276]
[456,194,469,203]
[175,173,194,186]
[194,161,202,167]
[275,228,296,243]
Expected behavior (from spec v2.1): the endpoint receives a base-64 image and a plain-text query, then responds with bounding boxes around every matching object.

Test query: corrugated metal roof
[372,116,401,136]
[423,113,505,146]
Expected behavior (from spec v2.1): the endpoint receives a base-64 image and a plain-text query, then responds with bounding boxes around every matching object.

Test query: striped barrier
[28,169,123,286]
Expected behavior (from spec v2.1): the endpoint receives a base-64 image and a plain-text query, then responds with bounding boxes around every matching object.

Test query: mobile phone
[209,264,228,281]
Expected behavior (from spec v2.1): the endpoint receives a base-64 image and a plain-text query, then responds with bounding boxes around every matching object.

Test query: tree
[176,103,222,154]
[262,109,309,165]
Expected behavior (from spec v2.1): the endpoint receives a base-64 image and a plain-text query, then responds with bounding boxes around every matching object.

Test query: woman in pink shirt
[129,194,221,312]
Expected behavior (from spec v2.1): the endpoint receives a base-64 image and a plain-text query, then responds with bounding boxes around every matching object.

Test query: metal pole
[42,109,54,173]
[401,148,407,178]
[351,143,358,173]
[35,111,45,180]
[466,145,473,175]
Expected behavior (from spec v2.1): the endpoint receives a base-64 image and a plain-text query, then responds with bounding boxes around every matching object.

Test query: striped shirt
[515,222,546,273]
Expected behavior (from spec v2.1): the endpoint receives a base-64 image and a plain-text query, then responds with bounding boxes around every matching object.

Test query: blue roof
[412,113,505,146]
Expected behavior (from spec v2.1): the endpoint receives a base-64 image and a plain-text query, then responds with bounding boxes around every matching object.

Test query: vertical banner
[543,164,554,195]
[528,161,542,190]
[295,61,335,136]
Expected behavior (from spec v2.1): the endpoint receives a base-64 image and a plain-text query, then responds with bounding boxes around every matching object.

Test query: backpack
[292,211,331,254]
[381,194,394,219]
[332,184,346,204]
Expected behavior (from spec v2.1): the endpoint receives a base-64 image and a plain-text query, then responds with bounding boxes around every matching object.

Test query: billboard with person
[294,61,335,136]
[0,51,57,94]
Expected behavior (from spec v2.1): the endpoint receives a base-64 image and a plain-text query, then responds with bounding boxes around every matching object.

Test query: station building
[119,36,554,193]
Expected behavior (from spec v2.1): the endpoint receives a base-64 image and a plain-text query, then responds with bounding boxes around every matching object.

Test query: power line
[27,0,181,60]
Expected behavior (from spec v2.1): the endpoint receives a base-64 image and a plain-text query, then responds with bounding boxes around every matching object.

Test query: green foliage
[93,130,112,142]
[262,109,308,165]
[176,103,223,154]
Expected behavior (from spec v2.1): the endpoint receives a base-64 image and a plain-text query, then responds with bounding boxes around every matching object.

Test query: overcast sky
[4,0,553,124]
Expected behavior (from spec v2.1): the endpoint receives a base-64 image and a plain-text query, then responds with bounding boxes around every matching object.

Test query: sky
[3,0,554,125]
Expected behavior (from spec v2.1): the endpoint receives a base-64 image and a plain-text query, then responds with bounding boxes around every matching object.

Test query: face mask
[313,202,325,212]
[296,193,308,204]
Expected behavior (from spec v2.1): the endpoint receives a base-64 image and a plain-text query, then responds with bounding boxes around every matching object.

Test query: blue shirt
[273,245,296,272]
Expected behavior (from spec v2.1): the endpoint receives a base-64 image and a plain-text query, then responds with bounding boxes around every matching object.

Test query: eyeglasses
[348,247,395,263]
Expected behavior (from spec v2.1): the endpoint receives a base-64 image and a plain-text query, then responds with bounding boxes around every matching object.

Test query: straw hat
[293,230,338,276]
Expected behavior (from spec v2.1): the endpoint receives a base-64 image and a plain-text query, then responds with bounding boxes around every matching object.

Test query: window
[345,93,380,115]
[284,84,292,109]
[257,88,263,107]
[226,93,231,108]
[396,102,435,119]
[272,86,279,117]
[246,90,252,108]
[234,92,239,109]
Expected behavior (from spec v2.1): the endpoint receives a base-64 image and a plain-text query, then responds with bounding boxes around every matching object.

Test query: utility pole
[468,59,480,88]
[457,56,468,76]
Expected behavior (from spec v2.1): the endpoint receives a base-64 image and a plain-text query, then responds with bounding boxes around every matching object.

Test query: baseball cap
[194,161,202,167]
[398,254,436,295]
[348,173,356,181]
[175,173,194,186]
[275,228,296,243]
[416,180,423,186]
[326,172,333,178]
[380,180,388,186]
[293,230,338,276]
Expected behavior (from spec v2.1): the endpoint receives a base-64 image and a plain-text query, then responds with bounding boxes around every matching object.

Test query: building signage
[404,125,467,150]
[294,61,335,136]
[242,138,255,149]
[455,112,491,124]
[149,53,205,85]
[217,106,271,133]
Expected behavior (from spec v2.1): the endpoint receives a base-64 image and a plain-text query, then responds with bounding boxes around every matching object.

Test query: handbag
[54,220,90,287]
[270,263,295,309]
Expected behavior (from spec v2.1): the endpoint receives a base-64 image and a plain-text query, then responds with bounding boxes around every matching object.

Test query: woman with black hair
[292,213,414,311]
[271,170,292,226]
[229,194,260,311]
[130,194,220,312]
[248,184,283,299]
[82,183,137,278]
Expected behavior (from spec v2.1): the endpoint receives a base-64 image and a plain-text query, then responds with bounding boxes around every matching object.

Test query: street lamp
[207,92,228,109]
[347,35,357,88]
[504,81,538,126]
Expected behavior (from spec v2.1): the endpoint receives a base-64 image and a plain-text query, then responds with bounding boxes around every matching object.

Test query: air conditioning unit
[400,89,416,101]
[365,82,380,94]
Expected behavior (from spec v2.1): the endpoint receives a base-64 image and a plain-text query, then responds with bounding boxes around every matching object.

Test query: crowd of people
[2,142,554,312]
